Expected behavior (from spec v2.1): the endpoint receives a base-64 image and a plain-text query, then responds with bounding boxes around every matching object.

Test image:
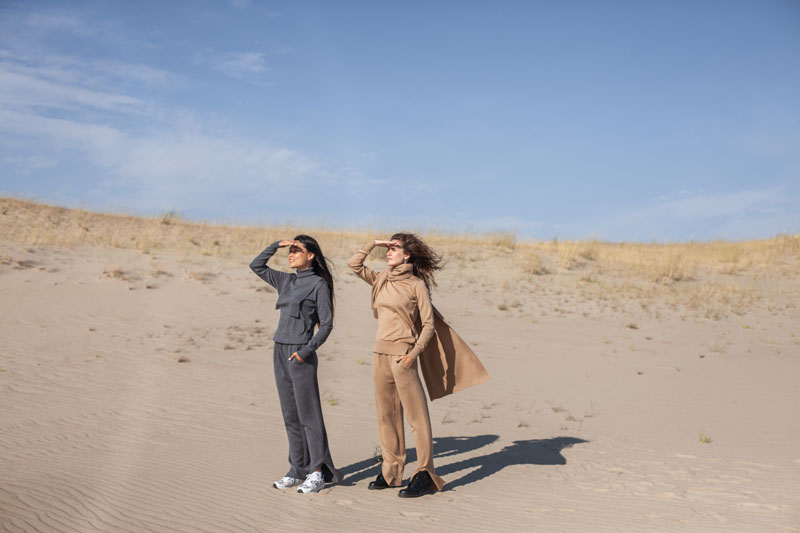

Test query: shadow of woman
[338,434,500,485]
[438,436,588,491]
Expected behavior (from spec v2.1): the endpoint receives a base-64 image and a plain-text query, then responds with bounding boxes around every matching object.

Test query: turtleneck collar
[370,263,414,317]
[296,268,316,279]
[388,263,413,278]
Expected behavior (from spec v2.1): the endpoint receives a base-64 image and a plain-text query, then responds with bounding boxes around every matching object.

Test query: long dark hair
[391,232,443,292]
[293,234,335,319]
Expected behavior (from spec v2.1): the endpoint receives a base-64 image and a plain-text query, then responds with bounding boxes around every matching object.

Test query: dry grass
[101,268,138,282]
[3,197,797,273]
[2,197,798,321]
[325,393,339,406]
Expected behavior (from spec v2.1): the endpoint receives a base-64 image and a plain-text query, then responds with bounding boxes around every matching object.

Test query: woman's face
[288,243,313,270]
[386,239,410,267]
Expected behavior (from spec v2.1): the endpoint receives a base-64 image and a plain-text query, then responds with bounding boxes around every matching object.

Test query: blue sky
[1,0,798,241]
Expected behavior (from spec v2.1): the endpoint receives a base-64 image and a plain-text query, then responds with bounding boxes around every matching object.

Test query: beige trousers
[372,352,445,491]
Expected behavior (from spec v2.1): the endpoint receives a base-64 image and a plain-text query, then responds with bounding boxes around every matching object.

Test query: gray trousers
[273,342,342,482]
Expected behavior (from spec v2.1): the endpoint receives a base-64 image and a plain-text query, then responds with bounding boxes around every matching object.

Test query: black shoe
[368,473,391,490]
[398,471,436,498]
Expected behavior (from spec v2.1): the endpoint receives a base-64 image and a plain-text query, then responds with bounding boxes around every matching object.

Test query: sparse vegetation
[101,268,137,282]
[187,271,216,283]
[2,197,798,322]
[325,393,339,406]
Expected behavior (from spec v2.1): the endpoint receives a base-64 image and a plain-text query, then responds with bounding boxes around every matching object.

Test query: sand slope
[1,241,799,532]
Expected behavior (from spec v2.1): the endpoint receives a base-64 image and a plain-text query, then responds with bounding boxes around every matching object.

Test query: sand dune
[1,199,799,531]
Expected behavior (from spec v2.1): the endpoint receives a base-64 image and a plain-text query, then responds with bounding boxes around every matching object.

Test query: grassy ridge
[2,196,798,285]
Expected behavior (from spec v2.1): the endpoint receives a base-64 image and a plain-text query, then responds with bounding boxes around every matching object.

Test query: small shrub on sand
[101,268,137,282]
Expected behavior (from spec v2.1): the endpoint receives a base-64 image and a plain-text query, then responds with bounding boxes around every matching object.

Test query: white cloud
[0,61,144,112]
[90,60,181,88]
[0,47,333,211]
[208,52,270,78]
[0,52,184,114]
[578,188,800,241]
[0,108,320,188]
[0,153,58,172]
[651,189,786,219]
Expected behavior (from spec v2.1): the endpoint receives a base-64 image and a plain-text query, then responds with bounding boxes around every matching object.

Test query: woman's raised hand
[278,240,296,247]
[374,240,392,247]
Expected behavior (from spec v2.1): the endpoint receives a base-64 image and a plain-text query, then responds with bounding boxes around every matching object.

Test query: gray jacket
[250,242,333,360]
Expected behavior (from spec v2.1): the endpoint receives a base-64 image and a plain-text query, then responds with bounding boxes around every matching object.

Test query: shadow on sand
[438,436,587,491]
[338,434,586,490]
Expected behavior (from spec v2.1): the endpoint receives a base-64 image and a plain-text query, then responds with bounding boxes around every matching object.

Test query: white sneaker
[273,476,302,490]
[297,471,325,494]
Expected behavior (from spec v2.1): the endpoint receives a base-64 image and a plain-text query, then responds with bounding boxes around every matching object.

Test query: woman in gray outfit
[250,235,342,494]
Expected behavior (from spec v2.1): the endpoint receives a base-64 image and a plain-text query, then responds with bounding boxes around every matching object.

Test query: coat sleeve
[347,241,379,285]
[249,241,289,289]
[296,281,333,360]
[408,280,435,360]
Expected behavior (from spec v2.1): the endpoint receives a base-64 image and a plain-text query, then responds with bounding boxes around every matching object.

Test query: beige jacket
[349,242,490,400]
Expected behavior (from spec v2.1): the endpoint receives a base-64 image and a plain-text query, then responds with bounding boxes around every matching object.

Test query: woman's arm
[398,281,435,366]
[249,241,290,289]
[347,241,381,285]
[295,281,333,361]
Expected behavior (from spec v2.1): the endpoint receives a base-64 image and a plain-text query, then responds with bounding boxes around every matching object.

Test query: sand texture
[1,199,799,532]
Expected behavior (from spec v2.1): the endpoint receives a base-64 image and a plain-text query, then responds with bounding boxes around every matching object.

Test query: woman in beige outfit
[348,233,445,497]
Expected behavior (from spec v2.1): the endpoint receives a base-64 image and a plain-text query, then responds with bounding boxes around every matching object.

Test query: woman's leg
[287,349,341,482]
[373,352,405,487]
[390,357,445,491]
[273,343,309,479]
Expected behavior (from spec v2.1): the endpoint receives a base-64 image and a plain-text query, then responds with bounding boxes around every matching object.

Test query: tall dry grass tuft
[0,197,373,260]
[2,197,798,293]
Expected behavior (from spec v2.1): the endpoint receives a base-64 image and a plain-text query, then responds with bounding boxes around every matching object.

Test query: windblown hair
[391,232,443,292]
[293,234,335,319]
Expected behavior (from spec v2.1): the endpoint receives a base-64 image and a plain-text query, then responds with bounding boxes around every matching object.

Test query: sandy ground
[1,242,799,532]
